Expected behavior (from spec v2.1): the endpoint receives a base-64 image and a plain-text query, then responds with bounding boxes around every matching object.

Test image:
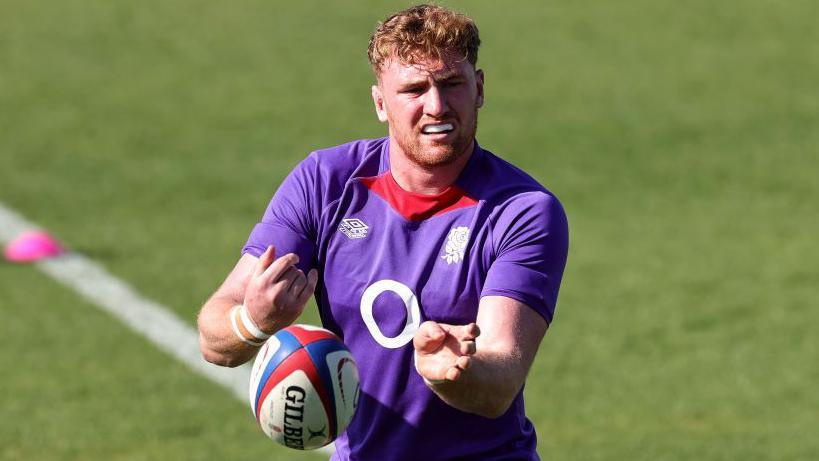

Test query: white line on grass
[0,202,334,456]
[0,202,251,399]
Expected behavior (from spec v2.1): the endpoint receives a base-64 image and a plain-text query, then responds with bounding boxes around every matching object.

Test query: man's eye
[401,87,423,94]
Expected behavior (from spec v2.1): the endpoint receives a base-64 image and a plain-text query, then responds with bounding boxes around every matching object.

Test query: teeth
[422,123,454,134]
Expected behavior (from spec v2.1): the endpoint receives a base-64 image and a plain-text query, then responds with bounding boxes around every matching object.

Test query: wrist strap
[238,304,271,340]
[229,305,265,347]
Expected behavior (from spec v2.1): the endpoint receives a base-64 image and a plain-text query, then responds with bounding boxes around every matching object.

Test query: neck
[389,139,475,195]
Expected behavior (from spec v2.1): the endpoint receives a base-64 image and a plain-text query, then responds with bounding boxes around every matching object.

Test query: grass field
[2,1,818,459]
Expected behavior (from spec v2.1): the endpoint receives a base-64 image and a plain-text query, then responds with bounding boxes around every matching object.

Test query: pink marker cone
[3,230,65,263]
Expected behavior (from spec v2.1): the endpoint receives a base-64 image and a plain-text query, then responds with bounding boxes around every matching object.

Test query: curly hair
[367,4,481,75]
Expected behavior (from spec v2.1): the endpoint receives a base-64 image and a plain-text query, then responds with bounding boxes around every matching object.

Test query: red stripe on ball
[287,325,340,346]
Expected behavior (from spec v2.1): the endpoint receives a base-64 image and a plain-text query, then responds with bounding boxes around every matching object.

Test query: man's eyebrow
[433,70,464,82]
[399,78,428,88]
[397,70,464,89]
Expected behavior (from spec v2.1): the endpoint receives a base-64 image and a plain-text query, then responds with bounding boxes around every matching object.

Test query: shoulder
[303,138,386,181]
[470,145,567,226]
[285,137,386,200]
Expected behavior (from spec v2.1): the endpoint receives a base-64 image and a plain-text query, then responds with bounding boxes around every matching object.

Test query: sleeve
[481,193,569,324]
[242,155,320,272]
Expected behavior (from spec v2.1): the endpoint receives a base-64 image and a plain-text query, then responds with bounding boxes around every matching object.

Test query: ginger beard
[375,55,484,169]
[390,107,479,169]
[390,109,478,168]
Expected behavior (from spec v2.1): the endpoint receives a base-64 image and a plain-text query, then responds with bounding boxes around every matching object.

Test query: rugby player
[198,4,569,459]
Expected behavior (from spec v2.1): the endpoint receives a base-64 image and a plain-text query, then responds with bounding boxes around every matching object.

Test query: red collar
[360,171,478,221]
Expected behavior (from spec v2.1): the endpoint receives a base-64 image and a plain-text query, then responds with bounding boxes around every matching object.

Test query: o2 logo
[359,280,420,348]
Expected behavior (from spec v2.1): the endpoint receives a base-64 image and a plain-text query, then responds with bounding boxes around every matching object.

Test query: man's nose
[423,85,449,117]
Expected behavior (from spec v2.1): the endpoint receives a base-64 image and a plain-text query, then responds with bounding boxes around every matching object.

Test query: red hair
[368,4,481,74]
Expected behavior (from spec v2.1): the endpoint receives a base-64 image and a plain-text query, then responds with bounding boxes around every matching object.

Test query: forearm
[197,250,317,368]
[424,347,525,418]
[197,295,260,367]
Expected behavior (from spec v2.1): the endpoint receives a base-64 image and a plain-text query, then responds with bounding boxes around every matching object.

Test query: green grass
[0,264,323,461]
[1,0,817,459]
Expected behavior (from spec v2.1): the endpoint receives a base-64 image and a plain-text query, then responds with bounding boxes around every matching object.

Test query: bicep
[482,193,569,324]
[476,295,548,374]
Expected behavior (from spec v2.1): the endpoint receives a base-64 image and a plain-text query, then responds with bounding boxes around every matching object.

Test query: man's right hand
[243,245,319,334]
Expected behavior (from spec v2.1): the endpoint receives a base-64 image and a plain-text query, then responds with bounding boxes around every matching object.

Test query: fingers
[289,269,307,294]
[440,322,480,341]
[269,265,313,308]
[261,252,300,283]
[297,269,319,304]
[460,338,476,356]
[414,321,478,358]
[254,245,276,277]
[415,322,477,384]
[441,354,473,382]
[445,356,472,381]
[275,265,302,292]
[456,355,471,370]
[275,264,316,298]
[413,321,447,354]
[445,367,462,382]
[464,323,480,340]
[434,322,479,356]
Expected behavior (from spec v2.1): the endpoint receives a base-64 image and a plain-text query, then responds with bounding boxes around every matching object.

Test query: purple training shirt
[244,137,568,460]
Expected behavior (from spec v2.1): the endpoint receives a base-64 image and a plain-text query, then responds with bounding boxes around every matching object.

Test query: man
[198,4,568,460]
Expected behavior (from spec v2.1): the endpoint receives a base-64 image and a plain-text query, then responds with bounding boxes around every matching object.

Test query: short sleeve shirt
[244,138,568,461]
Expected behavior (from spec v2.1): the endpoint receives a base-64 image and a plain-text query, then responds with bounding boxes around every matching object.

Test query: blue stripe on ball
[253,330,303,413]
[303,338,347,439]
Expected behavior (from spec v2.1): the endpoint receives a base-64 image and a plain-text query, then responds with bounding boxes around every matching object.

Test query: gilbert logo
[282,385,306,449]
[339,218,369,239]
[441,226,469,264]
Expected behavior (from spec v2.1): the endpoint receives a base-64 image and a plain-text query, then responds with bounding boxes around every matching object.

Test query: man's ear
[475,69,485,108]
[372,84,388,123]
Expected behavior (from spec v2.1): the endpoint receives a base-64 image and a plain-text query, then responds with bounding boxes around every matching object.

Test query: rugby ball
[248,324,360,450]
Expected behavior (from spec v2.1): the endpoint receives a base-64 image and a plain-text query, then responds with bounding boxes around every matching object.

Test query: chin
[393,126,475,169]
[409,144,462,168]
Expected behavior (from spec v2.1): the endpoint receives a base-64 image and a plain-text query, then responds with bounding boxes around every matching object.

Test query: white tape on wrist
[229,305,265,347]
[238,304,271,340]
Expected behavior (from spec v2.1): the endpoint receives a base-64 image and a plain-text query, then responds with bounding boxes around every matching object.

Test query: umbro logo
[339,218,369,239]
